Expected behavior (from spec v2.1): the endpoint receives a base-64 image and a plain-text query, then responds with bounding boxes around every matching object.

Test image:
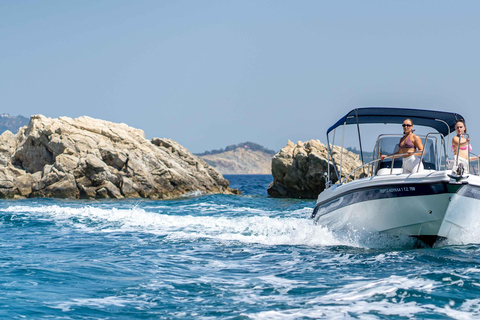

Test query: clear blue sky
[1,1,480,153]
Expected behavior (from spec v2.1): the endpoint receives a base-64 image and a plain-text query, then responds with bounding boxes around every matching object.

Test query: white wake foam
[9,203,475,248]
[248,275,480,319]
[11,203,480,248]
[4,204,349,247]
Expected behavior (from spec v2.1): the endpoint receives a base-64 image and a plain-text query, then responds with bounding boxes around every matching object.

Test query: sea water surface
[2,174,480,319]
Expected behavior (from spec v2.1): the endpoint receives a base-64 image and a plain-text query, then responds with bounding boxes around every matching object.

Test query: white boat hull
[312,171,480,245]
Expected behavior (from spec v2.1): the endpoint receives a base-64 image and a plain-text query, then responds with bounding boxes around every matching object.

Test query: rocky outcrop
[0,115,239,199]
[267,140,364,199]
[199,148,272,174]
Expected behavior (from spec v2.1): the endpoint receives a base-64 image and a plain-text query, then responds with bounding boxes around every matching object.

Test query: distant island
[196,142,275,175]
[196,142,276,156]
[0,114,29,133]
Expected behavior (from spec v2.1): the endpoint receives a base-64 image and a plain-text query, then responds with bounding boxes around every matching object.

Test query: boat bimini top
[326,107,465,185]
[327,107,463,136]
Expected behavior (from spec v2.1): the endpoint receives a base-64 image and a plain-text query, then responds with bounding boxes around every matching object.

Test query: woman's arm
[381,153,398,160]
[413,134,424,156]
[453,135,470,147]
[381,149,401,160]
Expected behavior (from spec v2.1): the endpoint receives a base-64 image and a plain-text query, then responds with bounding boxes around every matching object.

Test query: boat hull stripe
[312,182,454,220]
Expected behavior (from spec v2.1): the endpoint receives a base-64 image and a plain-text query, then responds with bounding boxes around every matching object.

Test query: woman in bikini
[451,119,479,174]
[381,118,424,173]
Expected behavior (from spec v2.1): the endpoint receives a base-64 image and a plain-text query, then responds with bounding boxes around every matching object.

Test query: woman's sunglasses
[402,124,412,127]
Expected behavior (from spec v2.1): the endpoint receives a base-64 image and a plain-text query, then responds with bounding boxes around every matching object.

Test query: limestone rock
[0,115,239,199]
[267,140,365,199]
[32,175,79,199]
[0,131,17,167]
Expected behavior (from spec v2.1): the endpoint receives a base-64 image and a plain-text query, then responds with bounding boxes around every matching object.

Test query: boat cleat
[448,173,469,184]
[448,164,470,183]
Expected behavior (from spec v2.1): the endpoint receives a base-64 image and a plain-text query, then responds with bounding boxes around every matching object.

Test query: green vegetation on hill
[195,142,276,156]
[0,114,29,133]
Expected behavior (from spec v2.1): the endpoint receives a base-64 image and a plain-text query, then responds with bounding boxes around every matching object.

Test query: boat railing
[469,152,480,175]
[339,152,412,185]
[417,133,442,173]
[384,152,417,175]
[448,133,480,175]
[339,158,381,185]
[340,148,444,185]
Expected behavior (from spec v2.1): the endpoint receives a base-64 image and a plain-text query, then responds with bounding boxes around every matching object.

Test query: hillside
[0,114,29,133]
[197,142,274,174]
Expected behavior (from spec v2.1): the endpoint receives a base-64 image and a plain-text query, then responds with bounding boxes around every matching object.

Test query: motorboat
[311,107,480,246]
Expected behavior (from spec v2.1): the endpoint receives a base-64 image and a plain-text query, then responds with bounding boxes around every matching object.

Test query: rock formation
[0,115,239,199]
[199,147,272,174]
[267,140,364,199]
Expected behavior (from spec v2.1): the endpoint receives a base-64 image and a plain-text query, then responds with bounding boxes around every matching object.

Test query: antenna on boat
[326,129,341,184]
[354,109,364,165]
[339,118,347,180]
[354,109,366,177]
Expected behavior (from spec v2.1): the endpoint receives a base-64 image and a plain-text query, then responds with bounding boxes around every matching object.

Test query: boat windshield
[373,134,439,173]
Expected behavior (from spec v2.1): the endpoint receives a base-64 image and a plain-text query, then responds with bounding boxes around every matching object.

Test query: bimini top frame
[326,107,465,183]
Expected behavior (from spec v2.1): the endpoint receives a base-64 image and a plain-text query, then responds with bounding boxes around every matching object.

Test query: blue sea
[2,174,480,319]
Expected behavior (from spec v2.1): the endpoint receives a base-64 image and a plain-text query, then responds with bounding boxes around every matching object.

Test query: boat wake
[3,203,343,247]
[4,203,480,249]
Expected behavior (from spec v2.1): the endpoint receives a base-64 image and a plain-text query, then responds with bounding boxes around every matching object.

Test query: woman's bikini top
[451,144,472,152]
[399,134,415,149]
[452,135,472,152]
